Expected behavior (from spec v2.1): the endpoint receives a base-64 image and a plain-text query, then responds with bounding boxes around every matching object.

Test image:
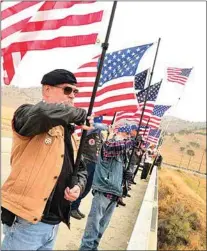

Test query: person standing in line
[141,143,157,180]
[70,121,108,219]
[79,124,136,250]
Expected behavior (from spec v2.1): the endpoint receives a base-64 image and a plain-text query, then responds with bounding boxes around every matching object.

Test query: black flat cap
[41,69,77,86]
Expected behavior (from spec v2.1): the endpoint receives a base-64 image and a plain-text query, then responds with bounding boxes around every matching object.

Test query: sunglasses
[54,86,79,95]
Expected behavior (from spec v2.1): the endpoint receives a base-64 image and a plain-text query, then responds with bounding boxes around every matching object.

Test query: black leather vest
[82,132,104,164]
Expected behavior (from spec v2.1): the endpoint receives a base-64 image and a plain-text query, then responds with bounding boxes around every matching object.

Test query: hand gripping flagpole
[70,1,118,188]
[126,38,161,170]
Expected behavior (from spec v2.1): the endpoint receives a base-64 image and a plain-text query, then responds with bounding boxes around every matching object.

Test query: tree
[187,149,195,169]
[180,147,185,152]
[189,141,200,148]
[187,149,195,156]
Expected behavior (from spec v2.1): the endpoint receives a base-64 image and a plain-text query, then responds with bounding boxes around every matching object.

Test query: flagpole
[72,1,118,187]
[127,38,161,170]
[143,117,150,136]
[106,111,117,140]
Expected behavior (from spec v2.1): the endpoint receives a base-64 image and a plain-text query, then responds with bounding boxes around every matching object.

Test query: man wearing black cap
[1,69,92,250]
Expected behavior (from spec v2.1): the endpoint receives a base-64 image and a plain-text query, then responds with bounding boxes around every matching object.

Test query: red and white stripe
[2,1,104,85]
[114,100,155,125]
[146,135,159,144]
[148,115,161,129]
[74,57,139,115]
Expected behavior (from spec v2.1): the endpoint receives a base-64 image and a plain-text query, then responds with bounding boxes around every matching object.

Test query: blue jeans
[71,161,96,211]
[1,216,59,250]
[79,191,117,250]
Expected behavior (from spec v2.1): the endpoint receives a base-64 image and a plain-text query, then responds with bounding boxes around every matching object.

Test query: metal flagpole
[106,111,117,140]
[143,117,150,136]
[71,1,118,187]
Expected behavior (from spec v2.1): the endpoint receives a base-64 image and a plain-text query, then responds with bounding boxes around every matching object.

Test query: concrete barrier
[127,166,158,250]
[1,137,12,153]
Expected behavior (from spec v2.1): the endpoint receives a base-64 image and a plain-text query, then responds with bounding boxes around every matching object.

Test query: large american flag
[134,68,149,91]
[115,81,162,124]
[74,43,153,115]
[1,1,104,85]
[167,67,192,85]
[148,105,171,129]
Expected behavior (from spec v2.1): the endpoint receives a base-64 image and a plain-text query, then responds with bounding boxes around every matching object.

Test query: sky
[2,1,206,122]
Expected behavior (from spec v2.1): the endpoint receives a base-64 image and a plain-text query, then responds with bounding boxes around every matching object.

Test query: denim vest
[92,152,123,197]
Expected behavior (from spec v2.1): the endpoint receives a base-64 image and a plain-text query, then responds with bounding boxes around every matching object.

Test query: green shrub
[158,203,202,249]
[178,130,185,135]
[189,141,200,148]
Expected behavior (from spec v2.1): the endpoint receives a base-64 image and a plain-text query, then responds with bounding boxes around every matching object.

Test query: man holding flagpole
[1,69,94,250]
[79,124,137,250]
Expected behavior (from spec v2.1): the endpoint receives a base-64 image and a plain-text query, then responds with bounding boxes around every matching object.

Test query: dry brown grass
[158,168,206,250]
[160,132,206,174]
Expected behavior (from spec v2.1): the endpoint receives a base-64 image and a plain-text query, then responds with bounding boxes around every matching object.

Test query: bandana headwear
[94,116,103,123]
[130,124,138,131]
[118,124,131,133]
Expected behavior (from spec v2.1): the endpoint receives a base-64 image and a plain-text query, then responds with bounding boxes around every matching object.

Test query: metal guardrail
[127,166,158,250]
[162,162,206,177]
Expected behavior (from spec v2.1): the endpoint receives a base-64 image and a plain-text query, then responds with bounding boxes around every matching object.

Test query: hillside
[160,116,206,133]
[158,168,206,250]
[160,129,206,174]
[1,86,206,138]
[2,86,41,109]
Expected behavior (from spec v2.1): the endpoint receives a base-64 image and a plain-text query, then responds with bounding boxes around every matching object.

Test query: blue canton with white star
[180,68,192,77]
[134,69,148,90]
[99,43,153,86]
[118,124,131,133]
[152,105,171,117]
[136,81,161,103]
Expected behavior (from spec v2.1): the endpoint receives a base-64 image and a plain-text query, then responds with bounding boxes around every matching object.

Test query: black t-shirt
[41,126,74,225]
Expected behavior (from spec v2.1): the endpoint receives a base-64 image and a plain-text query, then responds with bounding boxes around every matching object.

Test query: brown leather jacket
[1,101,87,224]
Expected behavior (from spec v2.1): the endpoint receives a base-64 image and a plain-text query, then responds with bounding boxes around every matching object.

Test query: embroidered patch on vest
[88,139,95,146]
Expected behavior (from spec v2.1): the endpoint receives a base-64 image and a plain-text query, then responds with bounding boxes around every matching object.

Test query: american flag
[167,67,192,85]
[134,69,149,91]
[74,43,153,115]
[137,125,150,139]
[146,128,161,145]
[1,1,104,85]
[115,81,162,124]
[148,105,171,129]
